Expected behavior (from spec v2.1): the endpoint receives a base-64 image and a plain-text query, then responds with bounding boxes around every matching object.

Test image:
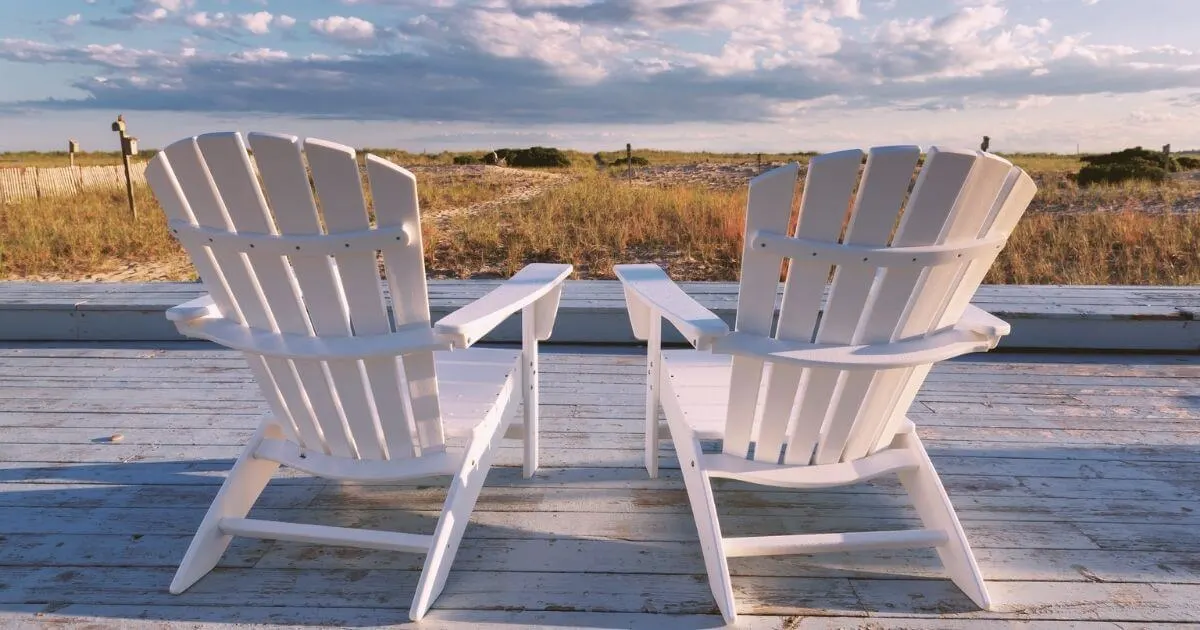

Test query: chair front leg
[645,309,662,478]
[411,385,518,620]
[521,302,539,478]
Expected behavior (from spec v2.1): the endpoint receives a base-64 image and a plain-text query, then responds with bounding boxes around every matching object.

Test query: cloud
[184,12,232,29]
[460,9,626,82]
[92,0,194,29]
[310,15,378,45]
[0,38,174,69]
[239,11,274,35]
[813,0,863,20]
[844,2,1047,80]
[232,48,289,62]
[59,14,83,26]
[184,10,293,35]
[4,0,1200,132]
[1016,94,1054,109]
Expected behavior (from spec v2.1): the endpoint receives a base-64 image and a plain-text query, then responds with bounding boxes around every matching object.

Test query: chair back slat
[809,148,981,465]
[160,137,341,454]
[939,170,1038,329]
[201,133,377,459]
[722,163,798,459]
[146,150,306,447]
[149,132,446,461]
[247,133,406,460]
[783,146,922,465]
[716,147,1034,468]
[366,155,445,452]
[308,137,441,458]
[848,166,1037,460]
[897,154,1016,340]
[753,150,862,463]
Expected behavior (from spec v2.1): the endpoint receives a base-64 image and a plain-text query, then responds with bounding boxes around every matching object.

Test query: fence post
[112,114,138,220]
[626,143,633,182]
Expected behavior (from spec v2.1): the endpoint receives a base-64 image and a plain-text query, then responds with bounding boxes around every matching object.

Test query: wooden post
[121,151,136,220]
[626,143,633,182]
[111,114,137,220]
[68,139,78,168]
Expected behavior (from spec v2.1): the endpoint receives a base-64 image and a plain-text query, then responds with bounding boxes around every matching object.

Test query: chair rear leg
[895,428,992,610]
[171,424,282,594]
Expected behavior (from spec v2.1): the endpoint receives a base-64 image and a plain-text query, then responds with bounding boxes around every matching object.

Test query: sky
[1,0,1198,154]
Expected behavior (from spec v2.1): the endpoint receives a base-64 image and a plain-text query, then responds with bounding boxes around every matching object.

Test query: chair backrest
[146,131,445,461]
[723,146,1036,466]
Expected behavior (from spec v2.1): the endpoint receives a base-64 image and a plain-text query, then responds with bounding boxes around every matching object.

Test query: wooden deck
[2,282,1198,350]
[2,341,1200,628]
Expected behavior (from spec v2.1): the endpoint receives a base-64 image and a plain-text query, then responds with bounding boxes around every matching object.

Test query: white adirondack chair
[145,131,571,620]
[616,146,1036,623]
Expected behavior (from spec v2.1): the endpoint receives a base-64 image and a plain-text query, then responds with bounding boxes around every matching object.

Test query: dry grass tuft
[0,151,150,168]
[427,172,748,279]
[990,210,1200,284]
[0,185,185,279]
[2,150,1198,286]
[428,171,1200,285]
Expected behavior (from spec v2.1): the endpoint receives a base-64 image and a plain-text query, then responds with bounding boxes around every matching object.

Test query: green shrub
[452,154,480,165]
[1081,146,1183,169]
[1077,161,1169,186]
[1177,156,1200,170]
[1076,147,1177,186]
[486,147,571,168]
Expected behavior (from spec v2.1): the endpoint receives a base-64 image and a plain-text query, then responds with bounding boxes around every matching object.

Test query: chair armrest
[711,322,994,371]
[614,264,730,350]
[959,304,1011,342]
[434,263,572,348]
[166,294,218,323]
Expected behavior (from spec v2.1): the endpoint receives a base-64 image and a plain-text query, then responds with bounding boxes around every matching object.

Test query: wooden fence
[0,163,149,202]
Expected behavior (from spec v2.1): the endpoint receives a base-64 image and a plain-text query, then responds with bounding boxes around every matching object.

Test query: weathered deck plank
[1,343,1199,628]
[1,281,1197,349]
